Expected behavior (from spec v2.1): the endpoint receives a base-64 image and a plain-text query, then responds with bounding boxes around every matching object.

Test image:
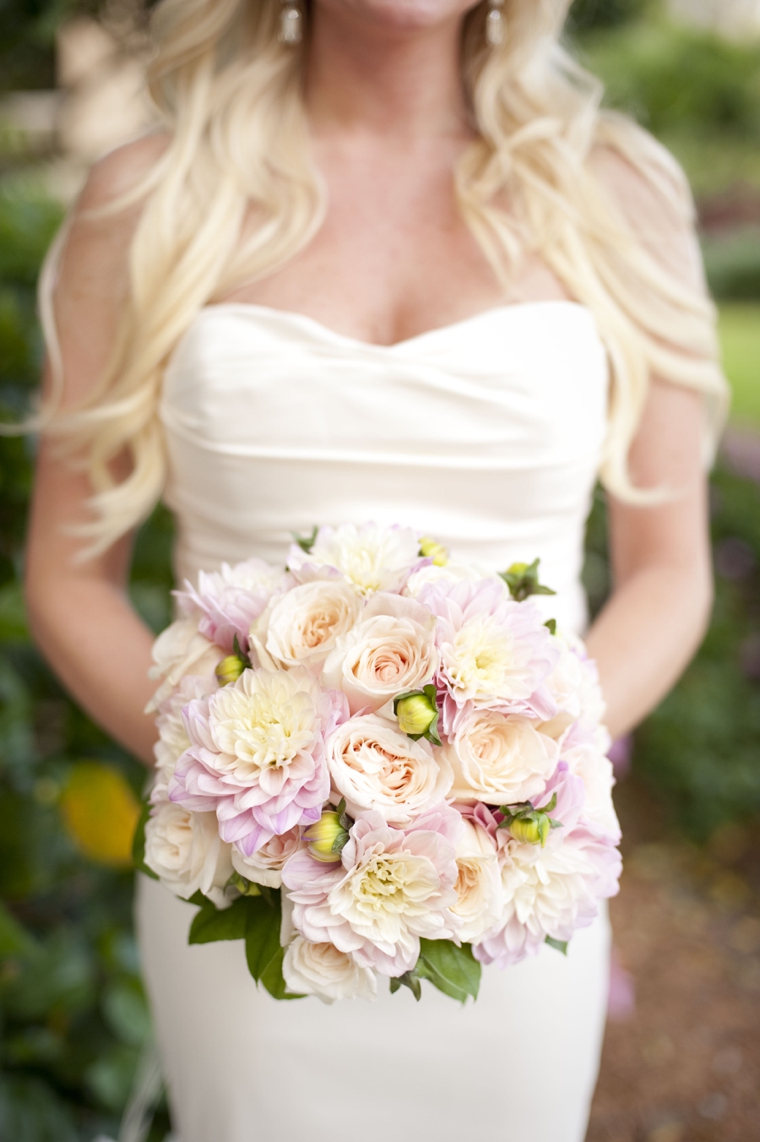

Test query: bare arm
[584,149,718,738]
[25,137,167,766]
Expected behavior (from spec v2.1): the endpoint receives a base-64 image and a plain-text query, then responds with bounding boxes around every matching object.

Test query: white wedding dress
[135,299,612,1142]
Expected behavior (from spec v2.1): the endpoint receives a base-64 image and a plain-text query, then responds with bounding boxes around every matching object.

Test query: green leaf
[545,936,569,955]
[416,940,481,1003]
[245,894,304,1000]
[389,971,422,1001]
[292,525,318,553]
[131,800,159,881]
[188,896,250,944]
[544,618,557,635]
[0,899,37,957]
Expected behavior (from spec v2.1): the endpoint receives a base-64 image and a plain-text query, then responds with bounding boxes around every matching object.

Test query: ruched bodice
[141,298,614,1142]
[160,300,609,632]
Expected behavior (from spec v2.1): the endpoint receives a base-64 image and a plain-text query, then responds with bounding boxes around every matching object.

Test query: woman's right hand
[25,136,168,765]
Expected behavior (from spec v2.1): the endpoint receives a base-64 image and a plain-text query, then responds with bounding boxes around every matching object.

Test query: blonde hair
[38,0,728,555]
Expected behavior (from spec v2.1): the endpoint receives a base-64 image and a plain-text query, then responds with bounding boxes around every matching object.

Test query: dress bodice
[160,300,609,634]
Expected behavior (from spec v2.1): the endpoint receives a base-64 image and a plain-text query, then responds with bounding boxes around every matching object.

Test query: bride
[25,0,726,1139]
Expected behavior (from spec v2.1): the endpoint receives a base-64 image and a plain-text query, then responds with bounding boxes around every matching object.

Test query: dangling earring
[485,0,505,47]
[279,0,303,44]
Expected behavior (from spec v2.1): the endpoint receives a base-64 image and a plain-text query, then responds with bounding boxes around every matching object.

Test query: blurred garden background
[0,1,759,1139]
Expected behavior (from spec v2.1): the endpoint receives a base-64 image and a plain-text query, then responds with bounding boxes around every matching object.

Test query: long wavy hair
[37,0,728,556]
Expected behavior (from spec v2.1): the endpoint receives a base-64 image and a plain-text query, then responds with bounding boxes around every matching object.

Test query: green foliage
[390,940,481,1004]
[704,231,760,303]
[0,179,172,1139]
[569,0,649,31]
[580,20,760,141]
[718,303,760,427]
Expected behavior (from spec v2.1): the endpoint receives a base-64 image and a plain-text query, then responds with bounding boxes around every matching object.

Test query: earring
[485,0,505,47]
[279,0,303,44]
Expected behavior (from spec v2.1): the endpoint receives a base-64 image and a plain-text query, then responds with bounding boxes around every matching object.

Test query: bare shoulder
[587,136,705,289]
[51,133,170,405]
[77,132,170,213]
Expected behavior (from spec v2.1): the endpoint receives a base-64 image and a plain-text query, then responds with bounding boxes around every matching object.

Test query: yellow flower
[303,806,350,863]
[418,536,449,567]
[59,761,140,868]
[215,653,246,686]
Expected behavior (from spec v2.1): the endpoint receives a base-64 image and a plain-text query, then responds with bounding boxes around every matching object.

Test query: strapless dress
[136,300,612,1142]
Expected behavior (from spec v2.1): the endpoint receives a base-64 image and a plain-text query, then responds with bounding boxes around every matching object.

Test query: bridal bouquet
[135,523,621,1004]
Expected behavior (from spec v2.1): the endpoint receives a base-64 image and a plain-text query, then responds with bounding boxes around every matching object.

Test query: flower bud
[418,536,449,567]
[499,558,556,602]
[393,684,441,745]
[396,693,437,737]
[508,815,551,847]
[304,809,350,863]
[228,870,261,897]
[215,654,246,686]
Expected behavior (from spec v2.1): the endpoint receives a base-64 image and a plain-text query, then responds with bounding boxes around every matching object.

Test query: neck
[304,8,470,139]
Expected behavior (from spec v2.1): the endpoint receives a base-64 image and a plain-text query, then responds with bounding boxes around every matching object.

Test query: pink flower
[169,666,347,854]
[472,764,621,967]
[281,804,463,976]
[175,558,290,652]
[417,579,560,733]
[287,522,422,596]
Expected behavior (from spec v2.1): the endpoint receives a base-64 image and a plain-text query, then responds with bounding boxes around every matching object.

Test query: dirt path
[588,778,760,1141]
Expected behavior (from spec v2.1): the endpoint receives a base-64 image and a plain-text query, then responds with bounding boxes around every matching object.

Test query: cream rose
[231,827,302,888]
[146,618,221,711]
[405,561,502,598]
[256,580,363,669]
[445,710,558,804]
[326,714,453,823]
[321,593,438,714]
[452,819,503,943]
[144,802,233,907]
[282,937,378,1003]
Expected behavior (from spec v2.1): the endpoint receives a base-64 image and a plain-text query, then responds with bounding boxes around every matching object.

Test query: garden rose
[321,593,438,713]
[146,618,220,711]
[451,818,503,943]
[255,579,363,669]
[326,714,453,824]
[444,709,558,805]
[282,937,378,1003]
[144,802,233,908]
[287,522,421,596]
[231,826,303,888]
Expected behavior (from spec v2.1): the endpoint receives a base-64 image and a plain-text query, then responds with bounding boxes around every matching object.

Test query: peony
[144,801,233,908]
[176,558,288,653]
[287,522,422,596]
[326,714,453,824]
[282,937,378,1003]
[473,766,621,967]
[321,593,438,714]
[254,580,363,670]
[231,826,302,888]
[169,666,346,854]
[419,579,560,729]
[541,631,607,738]
[282,804,463,976]
[443,709,558,805]
[451,816,503,944]
[146,618,221,711]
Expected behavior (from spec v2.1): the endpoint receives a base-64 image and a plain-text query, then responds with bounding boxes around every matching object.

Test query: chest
[221,137,569,346]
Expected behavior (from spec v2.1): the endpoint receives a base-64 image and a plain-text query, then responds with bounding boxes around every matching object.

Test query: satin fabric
[139,300,612,1142]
